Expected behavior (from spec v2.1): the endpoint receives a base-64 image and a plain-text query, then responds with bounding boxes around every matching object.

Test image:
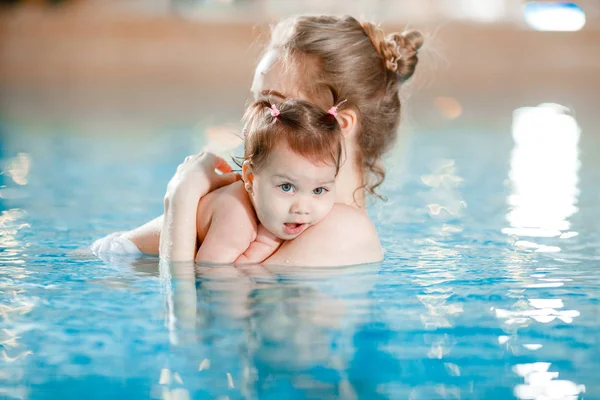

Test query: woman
[94,15,424,266]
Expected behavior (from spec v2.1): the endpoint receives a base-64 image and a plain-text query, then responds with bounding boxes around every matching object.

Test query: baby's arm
[234,224,283,265]
[195,192,257,264]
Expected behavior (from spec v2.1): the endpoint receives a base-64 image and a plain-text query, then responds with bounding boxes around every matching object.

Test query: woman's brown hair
[268,15,424,198]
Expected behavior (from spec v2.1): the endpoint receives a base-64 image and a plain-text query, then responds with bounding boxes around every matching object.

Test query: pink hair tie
[327,99,348,117]
[270,104,280,118]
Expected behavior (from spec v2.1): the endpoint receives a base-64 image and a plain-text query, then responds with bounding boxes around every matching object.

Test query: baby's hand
[255,224,283,251]
[235,224,283,265]
[165,152,240,204]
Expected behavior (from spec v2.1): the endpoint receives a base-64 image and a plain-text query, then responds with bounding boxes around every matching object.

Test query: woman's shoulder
[329,202,374,224]
[315,203,381,251]
[264,203,383,267]
[315,203,376,235]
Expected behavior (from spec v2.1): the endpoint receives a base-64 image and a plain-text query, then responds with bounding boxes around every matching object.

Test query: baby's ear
[242,160,254,184]
[336,109,358,138]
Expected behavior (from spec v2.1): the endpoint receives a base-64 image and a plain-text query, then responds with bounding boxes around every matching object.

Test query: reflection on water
[513,362,585,400]
[411,160,468,398]
[155,261,382,398]
[504,103,580,243]
[499,104,592,400]
[0,206,33,399]
[417,159,465,334]
[494,298,580,326]
[4,152,31,186]
[422,159,466,219]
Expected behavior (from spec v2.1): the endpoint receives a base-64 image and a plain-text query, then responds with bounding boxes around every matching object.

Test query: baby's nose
[290,199,309,215]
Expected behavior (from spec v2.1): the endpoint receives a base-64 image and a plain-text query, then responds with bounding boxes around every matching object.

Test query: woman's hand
[165,152,240,205]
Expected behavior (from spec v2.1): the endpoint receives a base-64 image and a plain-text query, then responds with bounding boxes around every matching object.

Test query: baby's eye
[313,187,328,195]
[279,183,294,193]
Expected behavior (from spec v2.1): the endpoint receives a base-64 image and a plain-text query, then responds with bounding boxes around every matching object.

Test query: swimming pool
[1,109,598,399]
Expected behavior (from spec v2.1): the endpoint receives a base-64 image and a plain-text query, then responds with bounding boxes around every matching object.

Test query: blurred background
[0,0,598,135]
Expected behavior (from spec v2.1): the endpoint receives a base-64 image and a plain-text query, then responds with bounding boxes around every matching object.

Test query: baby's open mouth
[284,223,306,235]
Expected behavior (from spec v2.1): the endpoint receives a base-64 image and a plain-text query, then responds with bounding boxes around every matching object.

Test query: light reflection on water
[504,103,580,241]
[0,118,598,398]
[0,207,33,400]
[500,104,588,399]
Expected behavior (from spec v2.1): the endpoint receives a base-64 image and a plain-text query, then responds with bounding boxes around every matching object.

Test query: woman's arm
[92,152,239,259]
[160,152,240,261]
[263,204,383,267]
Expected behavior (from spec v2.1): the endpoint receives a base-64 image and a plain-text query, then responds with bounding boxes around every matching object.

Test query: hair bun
[385,30,424,81]
[361,22,424,82]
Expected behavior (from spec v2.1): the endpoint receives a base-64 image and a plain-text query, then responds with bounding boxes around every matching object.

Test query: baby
[194,98,345,264]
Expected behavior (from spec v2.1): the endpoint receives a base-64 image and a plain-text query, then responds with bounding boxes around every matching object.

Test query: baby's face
[247,145,337,240]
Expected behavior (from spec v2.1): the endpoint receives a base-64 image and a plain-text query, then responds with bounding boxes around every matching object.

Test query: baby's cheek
[264,199,285,222]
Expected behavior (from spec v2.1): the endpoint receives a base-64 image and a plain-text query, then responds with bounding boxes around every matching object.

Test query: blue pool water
[0,111,599,399]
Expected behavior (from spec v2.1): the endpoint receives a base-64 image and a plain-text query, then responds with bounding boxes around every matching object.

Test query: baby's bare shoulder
[212,181,258,237]
[213,181,253,212]
[197,181,256,241]
[198,181,247,210]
